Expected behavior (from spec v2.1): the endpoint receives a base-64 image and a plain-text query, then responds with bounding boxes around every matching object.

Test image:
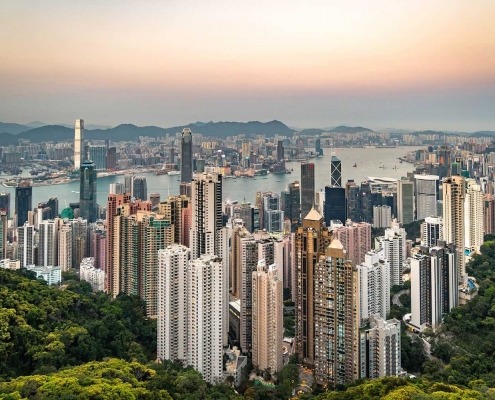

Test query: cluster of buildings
[0,119,493,389]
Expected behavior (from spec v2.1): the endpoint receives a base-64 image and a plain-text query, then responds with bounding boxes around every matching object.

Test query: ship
[168,170,180,176]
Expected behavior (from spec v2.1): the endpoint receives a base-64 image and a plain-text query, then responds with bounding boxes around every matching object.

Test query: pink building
[332,219,372,266]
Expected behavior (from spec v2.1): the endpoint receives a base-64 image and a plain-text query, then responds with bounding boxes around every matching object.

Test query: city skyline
[1,1,495,131]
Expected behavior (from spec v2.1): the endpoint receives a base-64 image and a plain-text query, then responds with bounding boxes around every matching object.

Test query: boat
[168,170,180,176]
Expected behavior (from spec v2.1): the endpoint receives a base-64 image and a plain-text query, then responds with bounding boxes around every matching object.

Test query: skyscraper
[276,140,284,161]
[332,220,372,266]
[359,317,402,379]
[18,223,36,267]
[15,181,32,227]
[38,219,60,267]
[397,179,414,224]
[421,216,443,247]
[415,174,439,220]
[109,182,125,195]
[79,160,97,223]
[324,186,346,226]
[300,162,315,219]
[375,221,407,286]
[283,181,301,228]
[159,195,191,247]
[190,173,223,259]
[373,205,392,228]
[357,250,390,323]
[410,243,457,332]
[314,239,359,386]
[106,193,131,295]
[132,176,147,201]
[0,192,11,218]
[187,254,225,384]
[232,228,257,353]
[88,145,107,171]
[58,223,72,271]
[74,119,84,170]
[330,156,342,187]
[0,211,7,259]
[296,208,331,366]
[262,192,284,232]
[114,209,173,316]
[252,260,283,374]
[180,128,193,196]
[157,244,191,363]
[443,176,466,281]
[464,179,484,254]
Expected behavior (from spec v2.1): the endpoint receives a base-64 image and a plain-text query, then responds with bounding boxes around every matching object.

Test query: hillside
[329,125,374,133]
[0,361,489,399]
[0,269,155,378]
[0,122,31,135]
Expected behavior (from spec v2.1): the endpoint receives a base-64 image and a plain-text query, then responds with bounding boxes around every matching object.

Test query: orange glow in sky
[1,1,494,130]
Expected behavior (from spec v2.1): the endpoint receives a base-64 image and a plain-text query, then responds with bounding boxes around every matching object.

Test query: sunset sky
[1,1,494,130]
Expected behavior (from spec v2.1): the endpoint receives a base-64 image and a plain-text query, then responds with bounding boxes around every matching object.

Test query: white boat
[168,170,180,176]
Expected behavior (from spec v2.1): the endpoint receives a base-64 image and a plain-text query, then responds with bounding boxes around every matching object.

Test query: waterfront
[0,147,420,216]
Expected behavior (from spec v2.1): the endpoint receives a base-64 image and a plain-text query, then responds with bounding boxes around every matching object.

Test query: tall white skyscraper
[18,224,36,267]
[359,316,402,379]
[187,254,225,384]
[357,250,390,323]
[464,179,484,254]
[410,244,457,332]
[375,220,407,286]
[252,260,283,374]
[157,245,190,363]
[74,119,84,170]
[38,219,60,267]
[421,216,443,247]
[415,174,439,220]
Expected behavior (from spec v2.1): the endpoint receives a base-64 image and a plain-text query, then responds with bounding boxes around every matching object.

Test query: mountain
[298,128,326,136]
[0,122,31,135]
[162,120,293,138]
[0,120,294,144]
[329,125,374,133]
[469,131,495,138]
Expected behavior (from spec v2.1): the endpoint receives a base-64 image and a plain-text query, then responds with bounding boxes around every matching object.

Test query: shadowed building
[300,162,315,219]
[180,128,193,196]
[15,181,32,227]
[79,160,98,223]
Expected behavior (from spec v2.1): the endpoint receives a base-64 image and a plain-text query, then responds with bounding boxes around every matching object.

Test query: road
[392,289,410,307]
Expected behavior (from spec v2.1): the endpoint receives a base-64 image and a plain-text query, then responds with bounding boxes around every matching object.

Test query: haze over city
[1,0,495,131]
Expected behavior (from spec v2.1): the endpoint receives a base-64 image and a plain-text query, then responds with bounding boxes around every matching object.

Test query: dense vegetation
[0,269,156,378]
[425,239,495,386]
[314,376,491,399]
[0,362,490,400]
[0,358,241,400]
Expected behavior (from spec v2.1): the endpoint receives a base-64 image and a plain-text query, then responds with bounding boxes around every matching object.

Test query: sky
[1,0,495,131]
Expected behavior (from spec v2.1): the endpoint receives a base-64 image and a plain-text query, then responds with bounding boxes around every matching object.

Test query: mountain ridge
[0,120,294,144]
